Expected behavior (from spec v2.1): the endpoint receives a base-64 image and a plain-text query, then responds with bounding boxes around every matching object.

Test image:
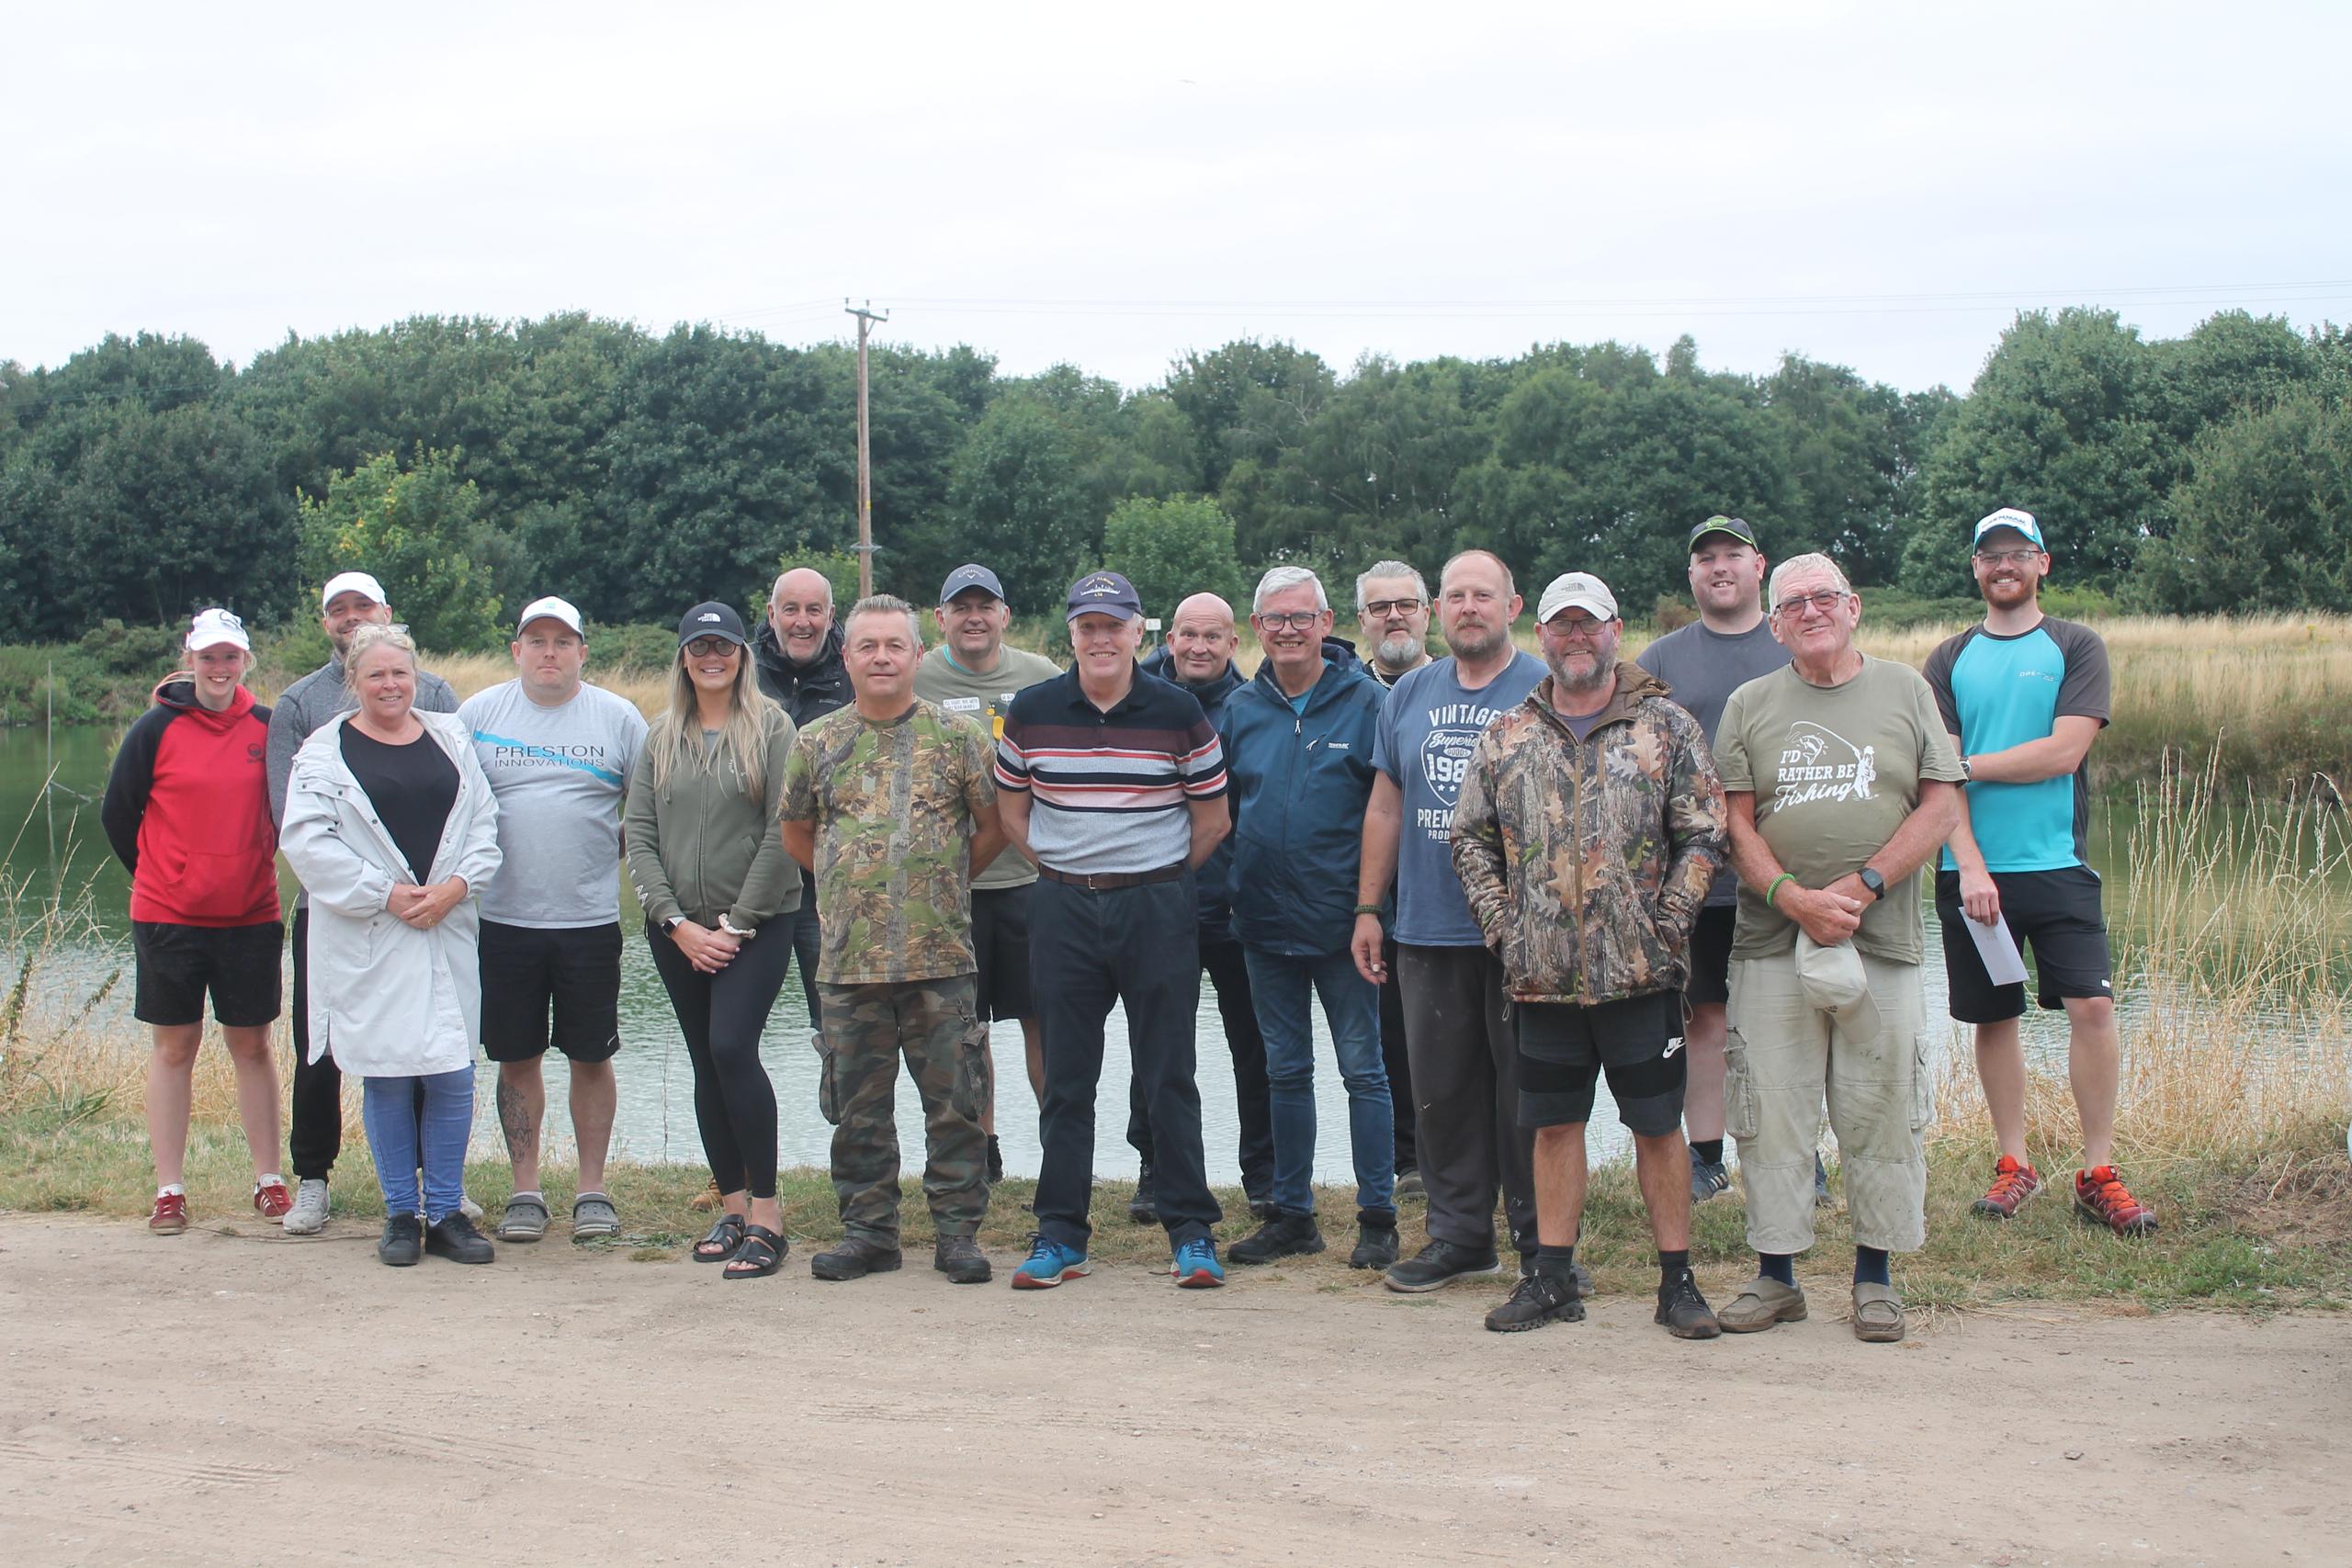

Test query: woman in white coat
[280,624,503,1269]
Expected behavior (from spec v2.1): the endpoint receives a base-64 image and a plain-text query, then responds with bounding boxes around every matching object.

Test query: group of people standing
[105,502,2152,1337]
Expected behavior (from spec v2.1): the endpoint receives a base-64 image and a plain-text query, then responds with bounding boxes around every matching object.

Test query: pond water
[3,722,2335,1185]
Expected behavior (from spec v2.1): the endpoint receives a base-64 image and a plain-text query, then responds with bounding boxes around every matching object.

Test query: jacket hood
[1140,645,1245,707]
[1524,660,1670,737]
[152,674,255,728]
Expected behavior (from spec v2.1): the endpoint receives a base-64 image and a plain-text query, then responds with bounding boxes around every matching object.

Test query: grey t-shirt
[1637,617,1793,906]
[914,643,1061,891]
[1714,656,1964,965]
[1372,650,1546,947]
[458,679,649,928]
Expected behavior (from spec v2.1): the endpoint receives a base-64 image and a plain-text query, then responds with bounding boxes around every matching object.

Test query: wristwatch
[1959,754,1973,782]
[1857,867,1886,902]
[662,915,684,936]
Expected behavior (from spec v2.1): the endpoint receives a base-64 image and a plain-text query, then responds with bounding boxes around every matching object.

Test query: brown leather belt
[1036,863,1187,892]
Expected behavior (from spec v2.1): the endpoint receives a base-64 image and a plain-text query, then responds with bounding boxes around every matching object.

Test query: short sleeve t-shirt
[1372,650,1546,946]
[459,680,649,928]
[912,643,1061,892]
[996,667,1227,877]
[1637,618,1794,906]
[1921,616,2110,874]
[1714,657,1964,964]
[779,699,997,985]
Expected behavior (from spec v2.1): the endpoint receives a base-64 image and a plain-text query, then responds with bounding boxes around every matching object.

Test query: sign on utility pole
[845,299,889,599]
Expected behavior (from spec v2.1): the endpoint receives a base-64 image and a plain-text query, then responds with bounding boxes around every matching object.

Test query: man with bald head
[1133,590,1274,1222]
[752,566,853,1063]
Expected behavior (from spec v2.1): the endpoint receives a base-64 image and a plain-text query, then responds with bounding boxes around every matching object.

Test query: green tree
[2134,393,2352,613]
[1097,496,1247,623]
[940,395,1099,615]
[300,448,503,651]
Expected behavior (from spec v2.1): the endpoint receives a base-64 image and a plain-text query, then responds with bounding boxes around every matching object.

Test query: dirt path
[1,1215,2344,1567]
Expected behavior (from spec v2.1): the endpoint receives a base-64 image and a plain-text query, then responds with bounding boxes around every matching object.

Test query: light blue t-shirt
[1372,650,1546,946]
[1922,617,2111,874]
[459,679,650,928]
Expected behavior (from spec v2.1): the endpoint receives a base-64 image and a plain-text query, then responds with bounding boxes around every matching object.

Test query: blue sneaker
[1010,1234,1090,1290]
[1171,1235,1225,1289]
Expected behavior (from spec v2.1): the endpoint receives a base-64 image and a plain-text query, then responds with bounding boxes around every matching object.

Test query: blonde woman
[100,609,288,1233]
[280,624,503,1268]
[625,602,803,1280]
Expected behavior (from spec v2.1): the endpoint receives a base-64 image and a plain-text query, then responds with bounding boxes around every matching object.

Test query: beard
[1374,630,1423,667]
[1547,649,1614,694]
[1444,622,1509,661]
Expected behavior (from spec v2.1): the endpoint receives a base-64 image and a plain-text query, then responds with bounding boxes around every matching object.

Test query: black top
[340,724,459,883]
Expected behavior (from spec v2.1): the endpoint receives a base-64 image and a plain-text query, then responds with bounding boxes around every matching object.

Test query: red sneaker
[1972,1156,2041,1219]
[254,1179,293,1219]
[149,1192,188,1235]
[2075,1166,2158,1235]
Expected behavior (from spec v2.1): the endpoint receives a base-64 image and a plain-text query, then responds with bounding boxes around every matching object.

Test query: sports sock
[157,1183,186,1199]
[1657,1248,1690,1290]
[1853,1246,1891,1287]
[1690,1138,1724,1166]
[1759,1251,1796,1286]
[1535,1243,1577,1280]
[255,1172,283,1189]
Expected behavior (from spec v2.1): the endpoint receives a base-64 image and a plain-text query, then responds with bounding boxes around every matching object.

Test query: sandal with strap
[723,1224,786,1280]
[694,1213,749,1263]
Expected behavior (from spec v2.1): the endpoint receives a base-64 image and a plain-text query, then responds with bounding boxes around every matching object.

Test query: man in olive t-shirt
[782,595,1008,1286]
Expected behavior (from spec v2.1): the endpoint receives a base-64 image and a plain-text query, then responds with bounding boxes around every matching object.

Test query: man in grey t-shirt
[458,596,648,1244]
[1636,515,1792,1203]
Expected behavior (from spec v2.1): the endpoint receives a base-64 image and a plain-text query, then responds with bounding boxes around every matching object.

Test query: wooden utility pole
[845,299,889,598]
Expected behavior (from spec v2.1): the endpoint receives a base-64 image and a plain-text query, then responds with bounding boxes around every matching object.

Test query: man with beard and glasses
[1924,509,2150,1236]
[1353,559,1431,1198]
[1353,550,1560,1299]
[1453,573,1726,1337]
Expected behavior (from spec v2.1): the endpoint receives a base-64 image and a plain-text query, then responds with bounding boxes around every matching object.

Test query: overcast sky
[6,3,2346,394]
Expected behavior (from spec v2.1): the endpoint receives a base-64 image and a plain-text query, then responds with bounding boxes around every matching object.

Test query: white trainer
[458,1191,484,1223]
[283,1179,331,1235]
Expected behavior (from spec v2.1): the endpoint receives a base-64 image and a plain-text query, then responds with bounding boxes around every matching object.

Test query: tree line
[1,307,2345,649]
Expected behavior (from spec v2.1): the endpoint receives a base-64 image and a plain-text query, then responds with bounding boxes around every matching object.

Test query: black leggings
[646,917,792,1201]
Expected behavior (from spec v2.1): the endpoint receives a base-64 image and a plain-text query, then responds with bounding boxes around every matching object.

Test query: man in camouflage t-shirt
[780,595,1007,1285]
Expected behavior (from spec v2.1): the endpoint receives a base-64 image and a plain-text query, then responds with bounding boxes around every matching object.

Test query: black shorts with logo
[132,920,284,1029]
[970,883,1035,1022]
[1934,865,2113,1023]
[479,919,624,1063]
[1680,904,1736,1008]
[1513,990,1687,1135]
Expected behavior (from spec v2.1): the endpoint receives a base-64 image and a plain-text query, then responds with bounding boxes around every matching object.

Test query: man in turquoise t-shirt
[1923,508,2154,1237]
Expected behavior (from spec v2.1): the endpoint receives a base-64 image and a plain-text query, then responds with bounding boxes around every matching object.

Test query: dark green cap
[1689,514,1758,551]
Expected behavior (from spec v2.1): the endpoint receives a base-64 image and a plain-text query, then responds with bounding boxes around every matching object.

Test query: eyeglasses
[1973,548,2043,568]
[684,637,741,659]
[1544,616,1612,640]
[1772,590,1849,619]
[1256,611,1327,632]
[1361,598,1424,619]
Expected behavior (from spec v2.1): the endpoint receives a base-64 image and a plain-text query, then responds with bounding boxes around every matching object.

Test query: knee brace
[1603,1049,1689,1138]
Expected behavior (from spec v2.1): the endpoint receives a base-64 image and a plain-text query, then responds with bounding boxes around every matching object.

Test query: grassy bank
[3,768,2345,1312]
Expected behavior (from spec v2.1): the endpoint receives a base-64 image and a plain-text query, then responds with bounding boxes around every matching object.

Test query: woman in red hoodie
[101,608,288,1233]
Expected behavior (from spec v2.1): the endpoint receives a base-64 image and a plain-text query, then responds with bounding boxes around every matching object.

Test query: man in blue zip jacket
[1222,566,1398,1269]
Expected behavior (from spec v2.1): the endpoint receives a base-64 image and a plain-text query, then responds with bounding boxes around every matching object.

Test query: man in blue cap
[995,570,1234,1290]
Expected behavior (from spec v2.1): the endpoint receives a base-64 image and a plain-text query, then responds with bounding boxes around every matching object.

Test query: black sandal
[722,1224,786,1280]
[695,1213,748,1263]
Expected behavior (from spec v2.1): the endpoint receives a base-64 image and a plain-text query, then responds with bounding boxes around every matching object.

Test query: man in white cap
[459,596,649,1243]
[1712,553,1962,1344]
[266,570,463,1235]
[1453,572,1728,1338]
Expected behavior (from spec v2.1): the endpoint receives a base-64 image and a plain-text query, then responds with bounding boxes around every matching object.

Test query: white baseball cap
[186,607,250,653]
[1536,571,1619,625]
[320,570,388,612]
[1973,508,2046,551]
[515,595,585,637]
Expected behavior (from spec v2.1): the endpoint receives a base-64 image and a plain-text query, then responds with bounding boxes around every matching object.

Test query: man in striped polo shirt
[996,570,1234,1291]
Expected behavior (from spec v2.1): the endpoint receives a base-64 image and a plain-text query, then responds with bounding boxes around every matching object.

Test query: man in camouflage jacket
[1451,571,1729,1340]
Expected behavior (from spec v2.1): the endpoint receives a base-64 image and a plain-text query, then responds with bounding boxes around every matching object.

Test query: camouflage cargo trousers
[815,974,990,1245]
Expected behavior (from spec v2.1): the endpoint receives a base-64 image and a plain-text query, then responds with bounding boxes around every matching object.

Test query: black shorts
[1681,905,1736,1008]
[1935,866,2114,1023]
[132,920,284,1028]
[970,884,1035,1022]
[1513,990,1687,1135]
[479,919,624,1063]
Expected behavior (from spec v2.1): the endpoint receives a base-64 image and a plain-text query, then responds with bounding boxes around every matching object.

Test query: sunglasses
[683,637,741,660]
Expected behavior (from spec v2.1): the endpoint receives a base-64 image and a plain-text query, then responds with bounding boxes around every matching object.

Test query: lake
[0,721,2329,1185]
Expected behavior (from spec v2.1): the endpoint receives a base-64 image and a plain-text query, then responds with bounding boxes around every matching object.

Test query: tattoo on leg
[496,1077,537,1161]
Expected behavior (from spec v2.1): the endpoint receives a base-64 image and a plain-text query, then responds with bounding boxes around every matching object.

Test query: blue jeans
[1243,944,1395,1218]
[361,1066,476,1223]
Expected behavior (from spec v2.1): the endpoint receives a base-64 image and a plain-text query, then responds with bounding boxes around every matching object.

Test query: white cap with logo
[320,570,388,612]
[515,595,585,637]
[1536,571,1619,625]
[186,607,250,652]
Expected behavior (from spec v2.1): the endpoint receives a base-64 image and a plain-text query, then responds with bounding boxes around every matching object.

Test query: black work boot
[1383,1236,1502,1292]
[1229,1212,1326,1265]
[810,1235,904,1280]
[1349,1209,1400,1270]
[933,1234,991,1284]
[1126,1164,1159,1225]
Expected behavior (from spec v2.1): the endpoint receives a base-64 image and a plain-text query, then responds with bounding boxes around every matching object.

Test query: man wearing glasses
[1713,554,1962,1344]
[1352,559,1433,1197]
[1221,567,1397,1271]
[1923,510,2151,1235]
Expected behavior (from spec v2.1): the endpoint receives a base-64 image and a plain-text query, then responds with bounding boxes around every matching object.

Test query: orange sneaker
[149,1192,188,1235]
[2074,1166,2158,1235]
[253,1178,293,1219]
[1972,1156,2041,1219]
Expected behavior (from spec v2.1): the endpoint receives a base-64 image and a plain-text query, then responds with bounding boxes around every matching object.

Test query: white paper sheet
[1966,912,2030,987]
